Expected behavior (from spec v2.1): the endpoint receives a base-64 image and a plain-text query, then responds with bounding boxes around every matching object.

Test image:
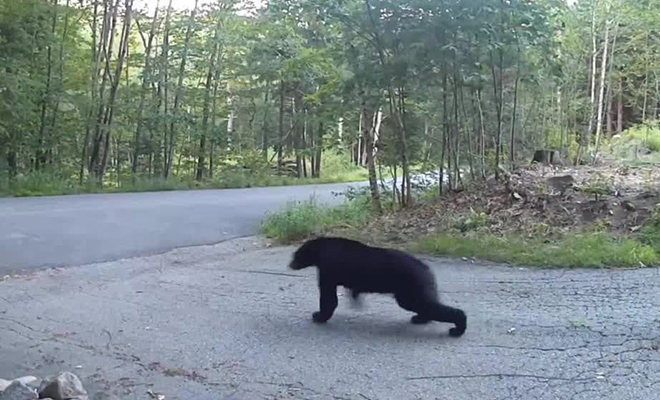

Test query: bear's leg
[348,289,363,309]
[395,292,467,337]
[423,302,467,337]
[313,281,338,323]
[395,293,431,324]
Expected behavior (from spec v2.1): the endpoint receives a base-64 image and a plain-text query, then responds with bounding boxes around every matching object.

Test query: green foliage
[2,0,660,201]
[261,195,373,243]
[611,121,660,159]
[579,173,613,201]
[0,167,368,198]
[0,149,369,197]
[453,209,489,233]
[417,232,659,268]
[638,204,660,247]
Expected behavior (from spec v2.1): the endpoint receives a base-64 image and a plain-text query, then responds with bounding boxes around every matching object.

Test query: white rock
[13,376,39,388]
[39,372,87,400]
[0,381,38,400]
[0,379,10,393]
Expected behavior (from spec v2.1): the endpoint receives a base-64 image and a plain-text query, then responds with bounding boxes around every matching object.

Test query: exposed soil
[334,160,660,245]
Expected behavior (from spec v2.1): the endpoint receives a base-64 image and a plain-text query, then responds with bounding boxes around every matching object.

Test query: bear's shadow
[270,311,458,341]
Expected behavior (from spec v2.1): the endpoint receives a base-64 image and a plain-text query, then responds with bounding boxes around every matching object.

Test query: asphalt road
[1,237,658,400]
[0,182,366,274]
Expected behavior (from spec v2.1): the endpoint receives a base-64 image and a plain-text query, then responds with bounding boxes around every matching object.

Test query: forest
[1,0,659,208]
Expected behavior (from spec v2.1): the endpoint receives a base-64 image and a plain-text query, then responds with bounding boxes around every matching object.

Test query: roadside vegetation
[0,152,367,197]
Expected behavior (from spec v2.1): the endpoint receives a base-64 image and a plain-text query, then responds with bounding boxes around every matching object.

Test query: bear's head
[288,238,322,270]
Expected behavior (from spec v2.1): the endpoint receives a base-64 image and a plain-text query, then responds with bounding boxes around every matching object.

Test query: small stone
[146,389,165,400]
[0,381,38,400]
[621,200,637,212]
[39,372,87,400]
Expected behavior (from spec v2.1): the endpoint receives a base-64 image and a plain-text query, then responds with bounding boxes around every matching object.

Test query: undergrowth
[261,195,373,243]
[0,152,368,198]
[610,120,660,160]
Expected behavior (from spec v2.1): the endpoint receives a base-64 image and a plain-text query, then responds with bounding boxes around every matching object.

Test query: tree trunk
[355,112,362,165]
[593,18,611,164]
[489,48,503,180]
[196,16,222,181]
[440,68,449,194]
[80,0,102,183]
[459,87,475,182]
[227,96,235,151]
[248,96,257,145]
[476,89,486,179]
[89,0,120,180]
[509,39,521,168]
[607,99,614,138]
[7,135,17,179]
[576,4,599,166]
[262,81,270,160]
[452,65,462,188]
[208,36,223,179]
[315,121,323,178]
[617,81,623,134]
[396,87,411,206]
[36,0,59,171]
[278,79,284,171]
[604,19,619,140]
[46,0,71,169]
[165,0,198,178]
[98,0,133,183]
[158,0,173,177]
[293,89,304,178]
[302,109,308,178]
[360,98,382,214]
[132,0,160,175]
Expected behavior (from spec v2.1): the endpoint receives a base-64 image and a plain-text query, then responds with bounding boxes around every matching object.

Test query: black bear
[288,236,467,337]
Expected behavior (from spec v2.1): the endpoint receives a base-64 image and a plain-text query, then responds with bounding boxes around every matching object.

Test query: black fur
[288,237,467,337]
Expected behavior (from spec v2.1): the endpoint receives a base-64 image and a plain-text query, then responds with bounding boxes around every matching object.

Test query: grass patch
[622,121,660,152]
[609,120,660,161]
[417,232,659,268]
[638,204,660,248]
[261,196,373,243]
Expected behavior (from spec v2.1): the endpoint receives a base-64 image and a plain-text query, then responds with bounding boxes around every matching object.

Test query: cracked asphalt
[1,237,660,399]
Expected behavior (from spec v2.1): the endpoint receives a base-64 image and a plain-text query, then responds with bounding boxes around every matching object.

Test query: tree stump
[531,150,555,165]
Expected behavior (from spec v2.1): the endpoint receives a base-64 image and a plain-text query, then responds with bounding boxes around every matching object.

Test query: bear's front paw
[312,312,329,323]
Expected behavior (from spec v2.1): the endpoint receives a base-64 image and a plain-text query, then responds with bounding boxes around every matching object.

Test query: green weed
[417,231,659,268]
[261,195,373,243]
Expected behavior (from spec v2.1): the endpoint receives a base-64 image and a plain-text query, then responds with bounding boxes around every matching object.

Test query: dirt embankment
[342,161,660,245]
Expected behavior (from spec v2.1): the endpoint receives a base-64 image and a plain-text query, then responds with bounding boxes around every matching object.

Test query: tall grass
[261,195,373,243]
[610,120,660,160]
